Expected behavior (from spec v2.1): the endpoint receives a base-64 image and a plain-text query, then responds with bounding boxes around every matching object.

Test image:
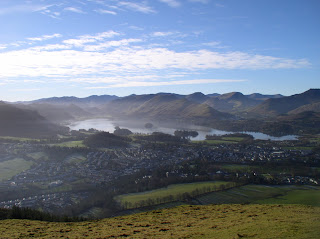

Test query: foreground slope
[1,204,319,239]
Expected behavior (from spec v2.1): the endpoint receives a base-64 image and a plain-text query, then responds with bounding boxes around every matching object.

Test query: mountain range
[1,89,319,137]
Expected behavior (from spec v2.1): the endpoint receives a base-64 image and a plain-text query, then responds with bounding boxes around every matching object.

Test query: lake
[66,118,297,141]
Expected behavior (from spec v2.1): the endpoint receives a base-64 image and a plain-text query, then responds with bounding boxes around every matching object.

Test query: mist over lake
[66,118,297,141]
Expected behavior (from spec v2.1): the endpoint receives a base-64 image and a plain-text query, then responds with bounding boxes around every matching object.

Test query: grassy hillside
[1,204,319,238]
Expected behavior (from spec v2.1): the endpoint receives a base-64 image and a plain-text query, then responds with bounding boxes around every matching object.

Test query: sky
[0,0,319,101]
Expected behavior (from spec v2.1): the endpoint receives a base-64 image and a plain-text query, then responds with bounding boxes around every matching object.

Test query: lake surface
[67,118,297,141]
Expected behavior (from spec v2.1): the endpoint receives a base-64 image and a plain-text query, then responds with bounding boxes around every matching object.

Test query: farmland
[115,181,237,209]
[0,158,33,181]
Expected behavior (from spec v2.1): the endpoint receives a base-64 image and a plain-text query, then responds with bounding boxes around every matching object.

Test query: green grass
[0,158,33,181]
[221,136,245,142]
[53,140,85,147]
[0,136,40,142]
[115,181,236,209]
[65,154,86,164]
[27,152,47,161]
[1,204,319,238]
[255,188,320,206]
[195,185,320,207]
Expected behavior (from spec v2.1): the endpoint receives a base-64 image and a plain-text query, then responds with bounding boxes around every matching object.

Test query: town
[0,130,319,217]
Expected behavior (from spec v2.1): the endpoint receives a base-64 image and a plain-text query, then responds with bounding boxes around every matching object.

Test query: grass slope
[1,204,319,238]
[0,158,33,181]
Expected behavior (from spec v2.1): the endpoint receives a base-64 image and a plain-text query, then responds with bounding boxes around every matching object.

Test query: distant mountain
[288,102,320,114]
[246,93,284,101]
[31,95,118,107]
[104,93,232,121]
[250,89,320,117]
[185,92,209,104]
[0,102,68,137]
[204,92,261,112]
[16,103,92,122]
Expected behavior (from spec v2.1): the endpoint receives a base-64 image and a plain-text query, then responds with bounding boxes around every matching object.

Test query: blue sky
[0,0,319,101]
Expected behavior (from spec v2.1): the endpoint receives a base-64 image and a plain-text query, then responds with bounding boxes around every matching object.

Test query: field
[0,158,33,181]
[115,181,236,209]
[0,136,40,142]
[255,188,320,206]
[1,204,319,238]
[196,185,320,206]
[53,140,85,148]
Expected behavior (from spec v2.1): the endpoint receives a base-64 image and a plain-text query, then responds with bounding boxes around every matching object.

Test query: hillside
[104,93,232,121]
[32,94,118,107]
[0,102,68,137]
[204,92,261,112]
[16,103,92,122]
[1,204,319,238]
[250,89,320,117]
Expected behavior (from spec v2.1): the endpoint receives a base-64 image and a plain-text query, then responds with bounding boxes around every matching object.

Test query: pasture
[115,181,236,209]
[0,158,33,181]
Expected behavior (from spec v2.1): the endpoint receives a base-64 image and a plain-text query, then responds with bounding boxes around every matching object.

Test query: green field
[115,181,236,209]
[255,188,320,206]
[195,185,320,207]
[27,152,48,161]
[1,204,319,238]
[0,158,33,181]
[0,136,40,142]
[53,140,85,147]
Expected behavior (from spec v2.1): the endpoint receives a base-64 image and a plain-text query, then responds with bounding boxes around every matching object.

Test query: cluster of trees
[0,206,83,222]
[113,126,133,136]
[135,132,185,143]
[83,132,131,148]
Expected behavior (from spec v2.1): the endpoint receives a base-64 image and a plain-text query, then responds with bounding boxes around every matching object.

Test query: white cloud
[27,34,62,42]
[86,79,246,89]
[95,9,117,15]
[158,0,181,8]
[63,31,120,47]
[0,46,310,81]
[151,31,175,37]
[188,0,210,3]
[64,7,85,14]
[0,4,55,15]
[118,1,155,14]
[0,44,7,50]
[84,38,143,51]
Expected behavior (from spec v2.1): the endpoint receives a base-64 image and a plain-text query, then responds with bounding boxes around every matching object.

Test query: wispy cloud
[64,7,86,14]
[158,0,181,8]
[0,45,310,81]
[118,1,155,14]
[63,31,120,47]
[188,0,210,3]
[0,4,54,15]
[151,31,175,37]
[27,34,62,42]
[0,44,7,50]
[86,79,246,89]
[83,39,142,51]
[94,8,117,15]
